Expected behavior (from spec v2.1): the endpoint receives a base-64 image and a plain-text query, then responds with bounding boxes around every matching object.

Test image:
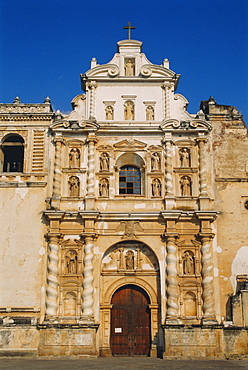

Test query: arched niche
[116,152,144,169]
[101,240,159,273]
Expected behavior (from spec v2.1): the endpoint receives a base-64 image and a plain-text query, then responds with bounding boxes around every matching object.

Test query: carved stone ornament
[152,178,162,197]
[140,65,152,77]
[182,250,195,274]
[125,59,135,76]
[69,148,80,168]
[68,176,80,197]
[180,175,191,196]
[65,250,78,274]
[124,100,134,120]
[108,65,119,77]
[100,152,109,171]
[179,148,190,167]
[99,178,109,197]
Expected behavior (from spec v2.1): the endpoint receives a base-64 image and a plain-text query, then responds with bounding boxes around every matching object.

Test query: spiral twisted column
[45,234,60,318]
[165,236,180,322]
[82,236,94,317]
[164,139,174,196]
[200,236,216,323]
[88,82,97,119]
[86,136,97,198]
[197,139,208,197]
[52,138,63,197]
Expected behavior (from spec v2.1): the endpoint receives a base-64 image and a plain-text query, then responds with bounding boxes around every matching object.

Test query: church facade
[0,36,248,358]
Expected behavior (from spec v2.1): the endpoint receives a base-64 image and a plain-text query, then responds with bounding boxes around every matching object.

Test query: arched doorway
[110,284,151,356]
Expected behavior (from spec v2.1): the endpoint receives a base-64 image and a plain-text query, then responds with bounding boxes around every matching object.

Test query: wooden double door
[110,284,151,356]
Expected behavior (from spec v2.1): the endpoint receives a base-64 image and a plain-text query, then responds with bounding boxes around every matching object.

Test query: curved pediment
[140,64,177,79]
[114,139,147,149]
[160,118,212,132]
[85,64,120,78]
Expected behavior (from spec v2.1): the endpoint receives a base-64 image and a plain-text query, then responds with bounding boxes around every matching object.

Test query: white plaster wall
[0,187,46,307]
[95,85,164,121]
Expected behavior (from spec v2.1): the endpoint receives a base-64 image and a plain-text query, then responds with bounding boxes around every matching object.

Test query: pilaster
[51,136,64,209]
[162,135,175,210]
[85,134,98,210]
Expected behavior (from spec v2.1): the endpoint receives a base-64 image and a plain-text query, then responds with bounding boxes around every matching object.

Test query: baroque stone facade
[0,37,248,359]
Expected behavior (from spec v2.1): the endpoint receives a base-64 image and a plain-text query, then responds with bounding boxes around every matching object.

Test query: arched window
[119,165,141,194]
[1,135,24,172]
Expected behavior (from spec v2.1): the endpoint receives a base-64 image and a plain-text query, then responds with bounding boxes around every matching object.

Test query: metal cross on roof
[123,22,136,40]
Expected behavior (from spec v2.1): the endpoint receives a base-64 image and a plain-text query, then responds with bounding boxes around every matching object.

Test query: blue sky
[1,0,248,123]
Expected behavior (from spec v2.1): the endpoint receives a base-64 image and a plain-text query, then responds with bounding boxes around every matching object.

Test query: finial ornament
[123,22,136,40]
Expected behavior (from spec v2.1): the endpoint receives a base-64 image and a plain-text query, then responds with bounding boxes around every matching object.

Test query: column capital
[52,136,65,145]
[45,232,62,241]
[195,137,208,144]
[86,134,98,144]
[199,233,215,241]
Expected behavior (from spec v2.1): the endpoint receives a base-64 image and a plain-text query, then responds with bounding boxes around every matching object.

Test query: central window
[119,165,141,194]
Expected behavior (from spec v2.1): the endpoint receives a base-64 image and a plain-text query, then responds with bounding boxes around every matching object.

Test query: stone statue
[66,251,77,274]
[124,101,134,120]
[99,178,109,197]
[152,178,161,196]
[69,148,80,168]
[180,176,191,196]
[100,152,109,171]
[125,59,134,76]
[105,105,113,120]
[146,105,154,121]
[125,250,134,269]
[151,152,161,171]
[180,148,190,167]
[68,176,80,197]
[183,251,194,274]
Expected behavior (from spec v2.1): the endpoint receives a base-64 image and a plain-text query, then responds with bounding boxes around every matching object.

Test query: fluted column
[88,82,97,120]
[82,236,94,319]
[52,137,64,198]
[165,236,180,323]
[200,236,217,324]
[45,234,60,319]
[197,139,208,197]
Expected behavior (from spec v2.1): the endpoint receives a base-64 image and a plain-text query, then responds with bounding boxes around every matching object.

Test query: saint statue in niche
[152,178,161,196]
[99,178,109,197]
[105,105,113,120]
[146,105,154,121]
[124,101,134,120]
[151,152,161,171]
[100,152,109,171]
[180,175,191,196]
[125,250,134,269]
[66,250,77,274]
[125,59,134,76]
[68,176,80,197]
[180,148,190,167]
[69,148,80,168]
[183,251,194,274]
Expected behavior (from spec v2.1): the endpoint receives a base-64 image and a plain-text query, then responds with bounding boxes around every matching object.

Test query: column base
[85,197,95,210]
[164,196,176,210]
[202,317,218,325]
[198,196,211,211]
[165,318,182,325]
[78,316,95,325]
[50,197,61,210]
